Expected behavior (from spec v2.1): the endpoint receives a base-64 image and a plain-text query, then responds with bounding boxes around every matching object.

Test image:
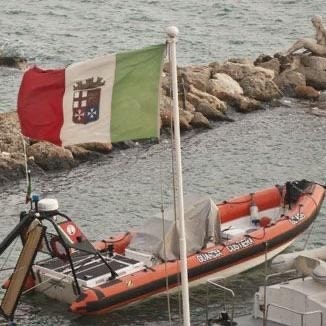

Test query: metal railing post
[206,278,235,325]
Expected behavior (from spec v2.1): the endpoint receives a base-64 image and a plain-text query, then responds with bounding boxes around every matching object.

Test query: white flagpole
[166,26,191,326]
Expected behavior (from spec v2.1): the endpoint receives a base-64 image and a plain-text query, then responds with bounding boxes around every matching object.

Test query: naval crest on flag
[72,77,105,124]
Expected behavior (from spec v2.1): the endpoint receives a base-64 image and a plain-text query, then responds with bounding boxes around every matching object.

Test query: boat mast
[166,26,191,326]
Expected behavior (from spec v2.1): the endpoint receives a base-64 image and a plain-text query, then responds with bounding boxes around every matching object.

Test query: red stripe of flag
[17,67,65,146]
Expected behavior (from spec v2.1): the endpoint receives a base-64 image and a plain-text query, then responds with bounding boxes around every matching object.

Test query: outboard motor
[284,180,310,208]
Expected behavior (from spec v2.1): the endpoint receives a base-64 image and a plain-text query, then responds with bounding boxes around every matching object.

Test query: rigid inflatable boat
[2,180,325,316]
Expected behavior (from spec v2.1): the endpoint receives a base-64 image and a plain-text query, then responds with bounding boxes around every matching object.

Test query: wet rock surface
[1,52,326,184]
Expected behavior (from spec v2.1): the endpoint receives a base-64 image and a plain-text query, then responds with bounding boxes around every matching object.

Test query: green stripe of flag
[111,43,166,143]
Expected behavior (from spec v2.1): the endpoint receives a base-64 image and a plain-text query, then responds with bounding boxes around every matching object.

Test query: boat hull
[28,181,324,315]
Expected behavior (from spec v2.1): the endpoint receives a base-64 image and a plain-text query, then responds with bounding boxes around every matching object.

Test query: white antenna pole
[166,26,191,326]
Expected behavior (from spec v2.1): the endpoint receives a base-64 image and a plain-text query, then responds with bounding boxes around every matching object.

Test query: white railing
[266,303,323,326]
[205,278,235,326]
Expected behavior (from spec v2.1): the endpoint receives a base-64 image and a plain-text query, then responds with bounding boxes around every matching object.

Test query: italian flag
[18,44,166,146]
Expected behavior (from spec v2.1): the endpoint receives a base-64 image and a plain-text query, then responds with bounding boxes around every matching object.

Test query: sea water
[1,1,326,325]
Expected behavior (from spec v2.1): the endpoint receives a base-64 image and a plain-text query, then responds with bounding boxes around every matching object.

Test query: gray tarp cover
[128,194,220,261]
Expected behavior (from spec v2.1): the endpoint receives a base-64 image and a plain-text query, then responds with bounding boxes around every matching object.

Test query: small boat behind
[227,249,326,326]
[1,179,325,317]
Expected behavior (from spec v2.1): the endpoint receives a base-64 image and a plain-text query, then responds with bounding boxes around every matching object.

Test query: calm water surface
[1,0,326,325]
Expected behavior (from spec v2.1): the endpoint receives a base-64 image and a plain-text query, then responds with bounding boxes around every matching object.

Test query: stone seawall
[1,52,326,184]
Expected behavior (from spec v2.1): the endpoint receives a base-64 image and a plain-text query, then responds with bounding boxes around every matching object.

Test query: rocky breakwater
[1,52,326,184]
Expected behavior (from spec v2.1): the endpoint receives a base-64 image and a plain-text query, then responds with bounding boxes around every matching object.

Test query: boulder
[207,73,243,98]
[196,103,234,122]
[0,111,26,153]
[161,73,170,96]
[296,66,326,90]
[227,58,253,65]
[160,94,171,111]
[27,142,76,171]
[178,94,195,113]
[210,62,274,82]
[188,85,227,113]
[182,99,196,113]
[161,93,195,114]
[78,142,112,154]
[65,145,102,162]
[240,73,282,101]
[255,58,280,76]
[160,109,172,129]
[0,56,27,69]
[180,109,194,130]
[300,55,326,71]
[186,92,202,109]
[236,96,264,113]
[295,85,320,99]
[160,108,193,130]
[254,54,273,65]
[179,65,211,92]
[0,156,26,184]
[218,92,264,113]
[190,112,210,129]
[274,70,306,97]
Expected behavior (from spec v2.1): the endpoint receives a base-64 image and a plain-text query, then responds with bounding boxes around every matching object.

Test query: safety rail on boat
[266,303,323,326]
[262,269,304,326]
[205,278,235,326]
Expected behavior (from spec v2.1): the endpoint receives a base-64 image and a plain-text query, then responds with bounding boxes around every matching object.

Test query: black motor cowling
[285,179,311,205]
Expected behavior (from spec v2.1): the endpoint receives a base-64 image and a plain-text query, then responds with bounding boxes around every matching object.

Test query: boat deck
[34,249,145,287]
[233,315,284,326]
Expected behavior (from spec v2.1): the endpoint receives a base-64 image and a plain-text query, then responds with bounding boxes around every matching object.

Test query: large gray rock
[210,62,274,82]
[295,85,320,99]
[161,73,170,96]
[0,156,26,184]
[255,58,281,76]
[160,108,193,130]
[300,55,326,71]
[207,73,243,98]
[0,111,26,153]
[65,145,102,162]
[187,85,227,113]
[274,70,306,97]
[196,103,234,121]
[0,56,27,69]
[179,65,211,92]
[297,66,326,90]
[240,73,282,101]
[77,143,112,154]
[160,93,195,113]
[227,58,253,65]
[27,142,76,171]
[190,112,210,129]
[217,92,264,113]
[254,54,273,65]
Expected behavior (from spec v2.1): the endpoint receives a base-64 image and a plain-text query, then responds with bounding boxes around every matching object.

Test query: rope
[302,223,314,250]
[0,266,16,272]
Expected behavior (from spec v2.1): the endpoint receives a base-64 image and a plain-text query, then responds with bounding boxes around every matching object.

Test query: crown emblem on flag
[72,77,105,125]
